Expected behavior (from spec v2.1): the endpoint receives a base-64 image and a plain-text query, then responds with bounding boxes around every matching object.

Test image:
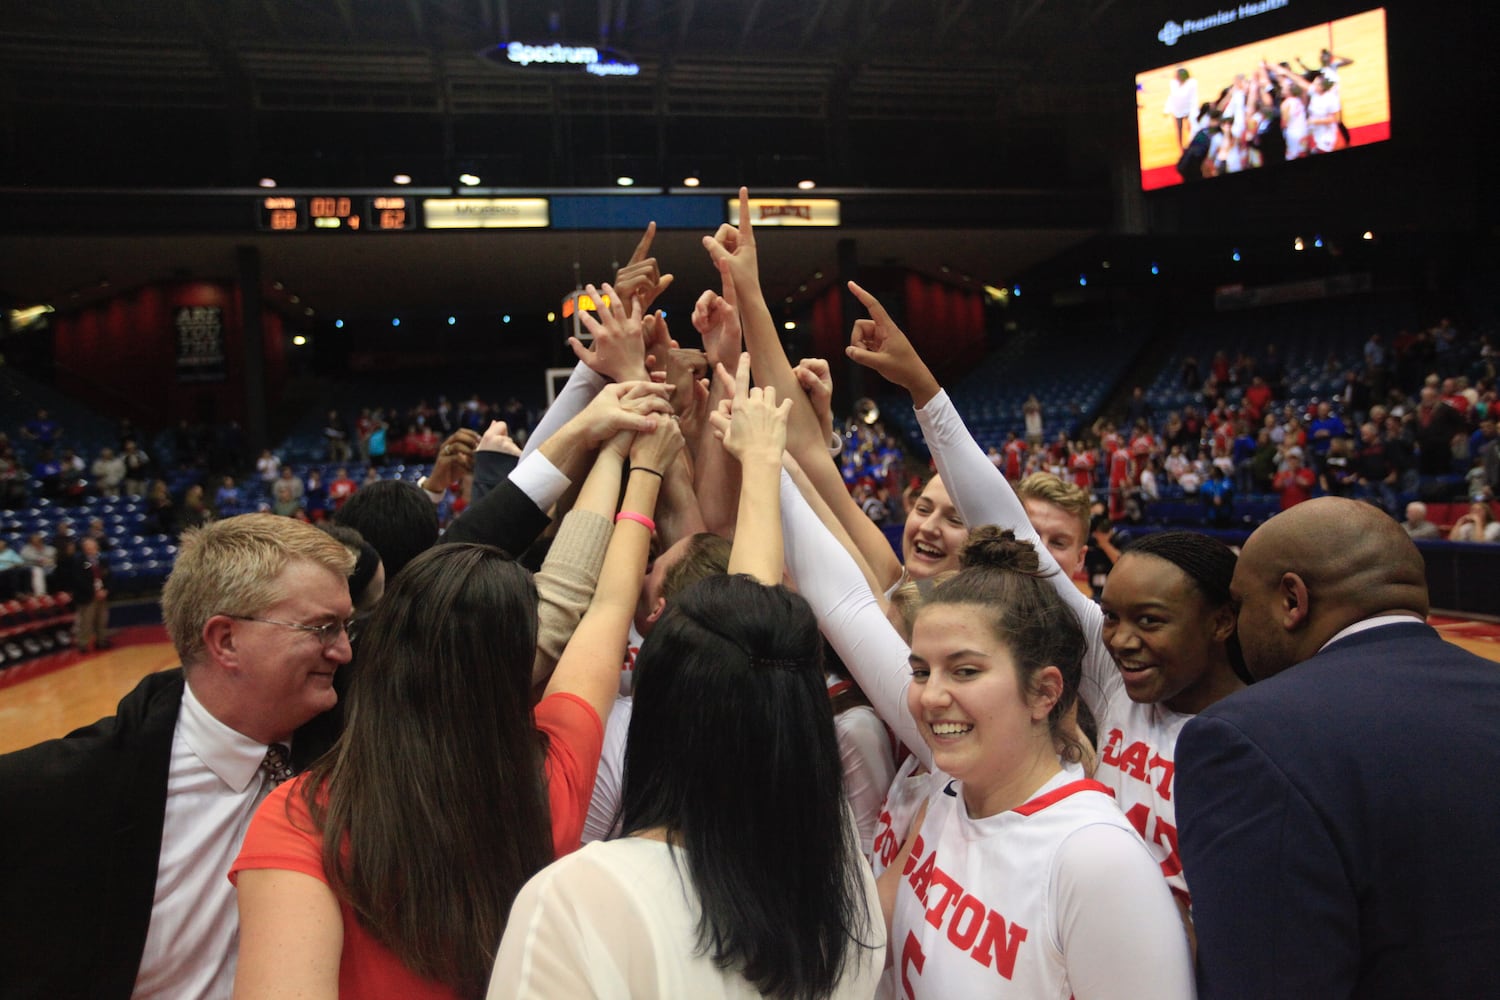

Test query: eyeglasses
[227,615,354,647]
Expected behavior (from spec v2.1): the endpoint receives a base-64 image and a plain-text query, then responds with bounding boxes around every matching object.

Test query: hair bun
[960,525,1041,574]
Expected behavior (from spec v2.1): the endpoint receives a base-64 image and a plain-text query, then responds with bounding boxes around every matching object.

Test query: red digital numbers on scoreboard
[257,195,414,232]
[369,196,415,231]
[258,196,306,232]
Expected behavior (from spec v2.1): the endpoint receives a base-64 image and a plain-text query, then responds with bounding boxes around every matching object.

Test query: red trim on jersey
[827,680,854,700]
[1013,778,1115,817]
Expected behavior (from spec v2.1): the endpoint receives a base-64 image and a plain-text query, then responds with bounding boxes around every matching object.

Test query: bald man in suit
[1177,497,1500,998]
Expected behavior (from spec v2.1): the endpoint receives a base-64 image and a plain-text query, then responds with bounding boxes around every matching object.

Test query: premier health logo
[1157,1,1287,46]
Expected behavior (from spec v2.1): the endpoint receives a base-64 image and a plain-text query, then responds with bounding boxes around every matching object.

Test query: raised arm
[708,352,792,584]
[844,282,1114,706]
[530,427,631,689]
[703,191,903,589]
[780,469,929,765]
[545,419,682,722]
[690,284,745,536]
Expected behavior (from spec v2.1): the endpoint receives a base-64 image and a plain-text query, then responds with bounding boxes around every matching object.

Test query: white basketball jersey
[890,770,1136,1000]
[1090,674,1192,904]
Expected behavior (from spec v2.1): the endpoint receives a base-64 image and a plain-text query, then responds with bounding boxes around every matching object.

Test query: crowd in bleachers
[899,302,1499,544]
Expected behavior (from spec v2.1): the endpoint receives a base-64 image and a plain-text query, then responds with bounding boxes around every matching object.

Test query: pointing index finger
[736,187,754,246]
[734,350,752,399]
[627,221,656,266]
[847,280,889,323]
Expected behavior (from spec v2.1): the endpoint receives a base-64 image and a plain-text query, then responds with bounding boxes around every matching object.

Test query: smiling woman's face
[901,477,966,580]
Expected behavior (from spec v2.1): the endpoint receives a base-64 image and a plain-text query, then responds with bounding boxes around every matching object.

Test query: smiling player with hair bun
[877,527,1193,999]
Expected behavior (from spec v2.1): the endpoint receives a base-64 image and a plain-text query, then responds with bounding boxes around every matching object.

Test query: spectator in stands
[273,465,304,505]
[1022,394,1044,446]
[1415,386,1464,476]
[0,537,43,597]
[1139,454,1162,502]
[0,450,28,508]
[84,517,113,552]
[91,447,125,497]
[1470,418,1498,470]
[0,515,354,998]
[32,447,63,499]
[367,411,389,467]
[215,475,241,512]
[1124,385,1153,427]
[1203,465,1235,527]
[1401,501,1441,540]
[179,484,213,533]
[1307,401,1348,466]
[1272,451,1317,510]
[21,408,61,446]
[326,467,357,510]
[1319,437,1357,497]
[20,531,57,590]
[1450,502,1500,543]
[254,448,279,486]
[142,479,178,536]
[60,536,111,652]
[121,439,151,497]
[1382,413,1420,494]
[322,410,350,464]
[1353,421,1399,514]
[271,480,301,518]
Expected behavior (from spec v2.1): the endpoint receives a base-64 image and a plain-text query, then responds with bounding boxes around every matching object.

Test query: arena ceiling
[0,0,1150,318]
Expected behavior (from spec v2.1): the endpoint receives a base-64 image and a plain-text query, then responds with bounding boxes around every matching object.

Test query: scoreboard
[256,195,416,232]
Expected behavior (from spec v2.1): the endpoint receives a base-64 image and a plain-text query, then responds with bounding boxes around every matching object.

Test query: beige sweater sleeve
[531,509,614,687]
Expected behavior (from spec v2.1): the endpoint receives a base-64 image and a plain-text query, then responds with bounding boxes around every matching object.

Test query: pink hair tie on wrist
[615,510,656,533]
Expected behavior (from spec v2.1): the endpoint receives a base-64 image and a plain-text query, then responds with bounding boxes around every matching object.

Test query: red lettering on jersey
[622,646,638,672]
[1099,727,1125,766]
[901,834,926,878]
[901,931,926,1000]
[946,894,986,950]
[1149,752,1176,801]
[873,809,899,867]
[907,849,936,900]
[1116,740,1150,781]
[923,869,963,929]
[1124,803,1183,879]
[1101,733,1177,802]
[970,910,1029,979]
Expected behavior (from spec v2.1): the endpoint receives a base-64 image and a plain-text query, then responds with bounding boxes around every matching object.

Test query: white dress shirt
[132,683,282,999]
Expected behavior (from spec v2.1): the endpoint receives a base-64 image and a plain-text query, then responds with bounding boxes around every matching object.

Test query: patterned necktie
[261,743,294,786]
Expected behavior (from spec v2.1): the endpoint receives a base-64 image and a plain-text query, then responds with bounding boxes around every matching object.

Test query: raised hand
[844,280,940,406]
[570,282,649,382]
[641,309,677,376]
[613,222,675,311]
[663,348,710,421]
[424,428,481,493]
[629,414,686,476]
[476,420,522,457]
[701,187,762,305]
[575,380,673,449]
[692,285,743,372]
[793,357,835,448]
[709,351,792,467]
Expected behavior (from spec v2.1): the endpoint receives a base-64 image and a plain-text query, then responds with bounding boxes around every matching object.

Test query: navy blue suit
[1177,622,1500,999]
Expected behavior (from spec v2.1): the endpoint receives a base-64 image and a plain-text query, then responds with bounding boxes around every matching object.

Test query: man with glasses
[0,513,355,1000]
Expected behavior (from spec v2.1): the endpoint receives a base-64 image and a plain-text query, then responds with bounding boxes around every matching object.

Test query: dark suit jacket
[0,670,333,1000]
[1177,623,1500,999]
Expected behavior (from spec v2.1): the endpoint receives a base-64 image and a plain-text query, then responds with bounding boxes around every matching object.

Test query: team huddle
[1170,49,1352,180]
[4,189,1499,1000]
